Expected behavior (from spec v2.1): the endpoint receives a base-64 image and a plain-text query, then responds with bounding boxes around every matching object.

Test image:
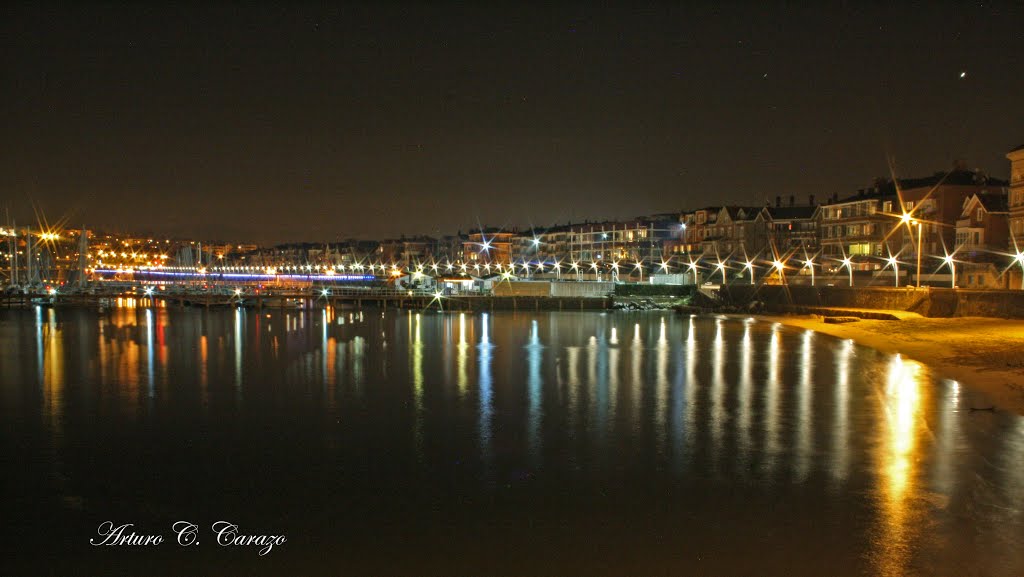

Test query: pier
[1,286,613,312]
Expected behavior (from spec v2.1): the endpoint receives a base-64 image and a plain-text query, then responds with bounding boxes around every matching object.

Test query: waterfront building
[674,207,720,259]
[898,168,1007,259]
[1008,144,1024,252]
[435,234,467,264]
[375,236,438,267]
[818,184,899,269]
[751,196,819,259]
[698,206,761,259]
[399,235,439,267]
[566,218,675,265]
[819,169,1006,275]
[512,229,545,263]
[543,225,574,262]
[955,191,1011,288]
[512,223,583,264]
[464,228,516,265]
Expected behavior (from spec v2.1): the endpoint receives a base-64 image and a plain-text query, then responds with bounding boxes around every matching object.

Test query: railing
[308,288,437,298]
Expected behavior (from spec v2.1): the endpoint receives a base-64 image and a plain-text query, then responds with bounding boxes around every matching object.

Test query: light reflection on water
[2,308,1023,575]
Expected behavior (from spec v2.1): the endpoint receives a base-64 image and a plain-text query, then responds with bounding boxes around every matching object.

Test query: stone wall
[719,284,1024,318]
[551,281,615,297]
[493,281,615,298]
[492,281,552,297]
[449,296,610,311]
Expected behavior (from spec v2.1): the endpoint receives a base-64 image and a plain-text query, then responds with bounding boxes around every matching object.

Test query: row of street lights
[109,247,1024,290]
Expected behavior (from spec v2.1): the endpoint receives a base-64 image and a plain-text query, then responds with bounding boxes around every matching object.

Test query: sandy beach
[759,314,1024,416]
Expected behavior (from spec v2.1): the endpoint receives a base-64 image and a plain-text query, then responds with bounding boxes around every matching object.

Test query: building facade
[819,170,1006,274]
[955,191,1011,289]
[463,229,516,265]
[1008,145,1024,253]
[566,218,676,264]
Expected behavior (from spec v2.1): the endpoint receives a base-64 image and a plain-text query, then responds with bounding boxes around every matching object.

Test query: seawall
[719,285,1024,318]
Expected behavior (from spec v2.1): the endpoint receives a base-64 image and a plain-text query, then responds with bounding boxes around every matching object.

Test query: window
[976,208,984,221]
[905,201,914,211]
[849,243,871,255]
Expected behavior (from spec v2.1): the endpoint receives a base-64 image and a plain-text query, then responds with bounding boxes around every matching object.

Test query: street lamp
[715,260,727,284]
[840,256,853,287]
[743,260,755,284]
[687,259,699,286]
[914,220,923,287]
[941,254,956,288]
[1015,251,1024,290]
[900,213,923,288]
[885,255,899,288]
[772,259,785,284]
[805,257,815,286]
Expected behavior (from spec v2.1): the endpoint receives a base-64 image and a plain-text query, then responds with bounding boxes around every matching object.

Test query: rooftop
[766,205,818,220]
[975,191,1009,213]
[831,169,1008,205]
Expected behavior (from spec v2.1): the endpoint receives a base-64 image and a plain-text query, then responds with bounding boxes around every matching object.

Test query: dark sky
[2,2,1022,244]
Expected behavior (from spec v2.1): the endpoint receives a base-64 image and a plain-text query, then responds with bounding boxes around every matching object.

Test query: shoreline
[753,313,1024,416]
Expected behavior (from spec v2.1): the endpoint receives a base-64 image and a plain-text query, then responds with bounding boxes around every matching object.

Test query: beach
[761,314,1024,416]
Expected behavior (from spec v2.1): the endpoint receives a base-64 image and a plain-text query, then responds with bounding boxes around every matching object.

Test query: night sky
[2,2,1022,244]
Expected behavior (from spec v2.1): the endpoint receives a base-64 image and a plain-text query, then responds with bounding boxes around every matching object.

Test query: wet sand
[759,314,1024,416]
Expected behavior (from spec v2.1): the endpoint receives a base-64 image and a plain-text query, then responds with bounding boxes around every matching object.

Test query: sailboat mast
[77,227,88,288]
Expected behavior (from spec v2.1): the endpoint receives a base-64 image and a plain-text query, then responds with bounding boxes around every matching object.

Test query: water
[2,307,1023,576]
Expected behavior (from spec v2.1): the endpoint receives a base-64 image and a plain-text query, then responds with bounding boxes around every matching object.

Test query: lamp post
[901,213,923,288]
[1015,252,1024,290]
[886,255,899,288]
[841,256,853,287]
[942,254,955,289]
[915,221,923,288]
[744,261,754,284]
